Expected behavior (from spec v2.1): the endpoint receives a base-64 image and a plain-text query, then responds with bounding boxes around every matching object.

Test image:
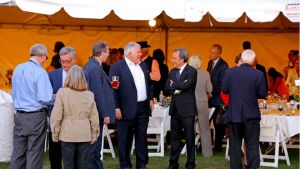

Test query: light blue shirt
[12,57,53,111]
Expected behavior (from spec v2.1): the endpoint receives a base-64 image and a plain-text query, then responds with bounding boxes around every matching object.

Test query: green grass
[1,148,299,169]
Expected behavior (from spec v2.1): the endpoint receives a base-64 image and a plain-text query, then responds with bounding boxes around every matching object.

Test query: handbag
[216,104,228,124]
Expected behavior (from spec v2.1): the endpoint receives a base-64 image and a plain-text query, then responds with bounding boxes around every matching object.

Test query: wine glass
[290,100,295,114]
[278,104,283,111]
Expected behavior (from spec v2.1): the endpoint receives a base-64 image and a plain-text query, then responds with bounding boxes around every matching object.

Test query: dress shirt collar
[178,63,187,74]
[125,56,140,66]
[213,57,220,66]
[92,56,102,66]
[29,57,41,66]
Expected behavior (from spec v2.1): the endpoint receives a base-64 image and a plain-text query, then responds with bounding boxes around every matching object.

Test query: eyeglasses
[59,59,73,64]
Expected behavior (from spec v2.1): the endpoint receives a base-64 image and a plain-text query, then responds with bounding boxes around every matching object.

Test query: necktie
[176,68,180,81]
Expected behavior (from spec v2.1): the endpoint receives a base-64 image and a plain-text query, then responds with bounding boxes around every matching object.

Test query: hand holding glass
[111,76,119,89]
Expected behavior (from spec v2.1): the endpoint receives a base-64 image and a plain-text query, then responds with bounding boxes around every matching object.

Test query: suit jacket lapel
[179,64,189,81]
[58,68,63,87]
[91,58,111,84]
[121,59,136,89]
[140,62,149,90]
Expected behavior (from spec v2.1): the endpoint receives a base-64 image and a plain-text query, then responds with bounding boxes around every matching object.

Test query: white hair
[189,55,202,69]
[241,49,256,64]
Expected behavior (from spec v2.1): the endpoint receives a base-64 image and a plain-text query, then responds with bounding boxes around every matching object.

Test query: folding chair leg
[225,138,229,160]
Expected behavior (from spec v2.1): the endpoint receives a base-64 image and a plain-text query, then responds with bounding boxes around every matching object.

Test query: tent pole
[164,27,169,64]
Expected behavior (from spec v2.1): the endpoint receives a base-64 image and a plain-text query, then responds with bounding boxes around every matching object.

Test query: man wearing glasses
[48,46,75,169]
[11,44,53,169]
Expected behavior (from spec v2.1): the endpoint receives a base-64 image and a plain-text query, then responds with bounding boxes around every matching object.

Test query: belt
[16,108,47,114]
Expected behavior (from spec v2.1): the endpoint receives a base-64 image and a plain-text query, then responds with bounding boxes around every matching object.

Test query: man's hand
[90,138,96,144]
[52,138,58,142]
[150,100,154,112]
[103,116,110,124]
[115,109,122,120]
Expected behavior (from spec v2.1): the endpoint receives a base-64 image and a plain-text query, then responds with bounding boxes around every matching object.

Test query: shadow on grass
[0,148,298,169]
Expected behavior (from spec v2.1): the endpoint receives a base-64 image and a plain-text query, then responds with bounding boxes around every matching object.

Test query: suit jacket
[222,64,268,123]
[207,58,229,107]
[165,64,197,117]
[83,58,115,123]
[50,88,99,142]
[109,59,153,120]
[48,68,63,94]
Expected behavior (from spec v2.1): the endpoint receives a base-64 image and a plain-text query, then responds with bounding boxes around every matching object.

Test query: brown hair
[64,65,88,91]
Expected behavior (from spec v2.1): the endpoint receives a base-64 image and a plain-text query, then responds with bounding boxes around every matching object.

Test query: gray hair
[124,42,139,57]
[174,48,189,62]
[189,55,202,69]
[59,46,76,59]
[241,49,256,64]
[30,44,48,57]
[92,41,108,57]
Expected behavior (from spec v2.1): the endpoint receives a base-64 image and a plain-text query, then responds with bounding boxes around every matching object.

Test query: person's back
[153,48,169,98]
[222,49,267,169]
[50,65,99,169]
[51,88,98,142]
[225,64,266,122]
[11,44,52,169]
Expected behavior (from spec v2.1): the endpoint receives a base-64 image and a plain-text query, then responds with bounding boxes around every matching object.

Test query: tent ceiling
[9,0,299,22]
[0,6,298,32]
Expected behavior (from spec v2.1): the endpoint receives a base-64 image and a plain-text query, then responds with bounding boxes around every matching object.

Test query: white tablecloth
[261,114,300,138]
[148,105,170,136]
[0,90,14,162]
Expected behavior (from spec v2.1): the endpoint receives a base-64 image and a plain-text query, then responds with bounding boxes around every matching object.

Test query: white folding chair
[131,106,168,157]
[259,116,290,168]
[100,124,116,160]
[181,107,215,155]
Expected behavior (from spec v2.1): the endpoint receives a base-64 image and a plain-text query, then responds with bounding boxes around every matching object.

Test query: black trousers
[168,115,195,169]
[116,101,149,169]
[86,123,104,169]
[210,106,226,150]
[228,120,260,169]
[49,132,62,169]
[61,142,89,169]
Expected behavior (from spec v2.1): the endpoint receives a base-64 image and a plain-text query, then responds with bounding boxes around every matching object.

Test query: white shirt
[212,57,220,70]
[62,69,68,86]
[178,63,187,75]
[125,57,147,102]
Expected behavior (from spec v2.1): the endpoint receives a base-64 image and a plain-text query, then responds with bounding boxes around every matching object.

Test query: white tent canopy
[3,0,298,22]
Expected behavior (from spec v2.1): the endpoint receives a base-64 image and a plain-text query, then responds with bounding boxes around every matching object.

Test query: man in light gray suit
[189,55,213,157]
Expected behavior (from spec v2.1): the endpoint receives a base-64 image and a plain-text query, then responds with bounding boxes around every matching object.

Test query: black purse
[216,104,228,124]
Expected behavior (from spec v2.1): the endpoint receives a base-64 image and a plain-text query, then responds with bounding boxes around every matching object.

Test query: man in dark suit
[48,46,75,169]
[83,41,115,169]
[109,42,153,169]
[222,49,267,169]
[166,48,197,169]
[207,44,229,151]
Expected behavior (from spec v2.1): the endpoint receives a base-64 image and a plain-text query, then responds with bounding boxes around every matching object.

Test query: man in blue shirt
[11,44,53,169]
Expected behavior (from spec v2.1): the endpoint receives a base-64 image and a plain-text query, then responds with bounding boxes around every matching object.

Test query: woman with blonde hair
[189,55,213,157]
[50,65,99,169]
